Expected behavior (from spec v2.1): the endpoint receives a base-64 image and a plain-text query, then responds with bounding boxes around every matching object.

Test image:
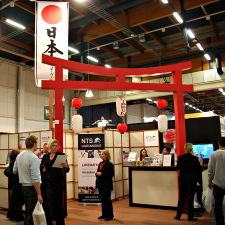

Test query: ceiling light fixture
[6,18,26,30]
[204,53,211,61]
[87,55,99,63]
[85,90,94,98]
[161,0,168,4]
[113,41,119,50]
[187,29,195,39]
[105,64,111,68]
[68,46,80,54]
[139,34,145,43]
[196,43,204,51]
[173,12,183,24]
[9,0,14,7]
[76,0,87,2]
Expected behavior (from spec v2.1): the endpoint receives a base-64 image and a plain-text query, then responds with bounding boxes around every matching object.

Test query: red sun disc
[41,5,62,24]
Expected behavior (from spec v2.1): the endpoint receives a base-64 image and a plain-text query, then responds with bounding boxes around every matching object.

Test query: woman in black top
[140,148,149,161]
[96,150,114,221]
[41,139,70,225]
[5,149,24,221]
[174,143,202,221]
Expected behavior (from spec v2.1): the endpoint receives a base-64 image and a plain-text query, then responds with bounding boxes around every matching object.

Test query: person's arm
[31,156,43,202]
[13,159,18,174]
[208,154,215,189]
[33,182,43,203]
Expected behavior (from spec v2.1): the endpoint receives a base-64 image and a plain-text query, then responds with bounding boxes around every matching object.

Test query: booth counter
[129,166,178,209]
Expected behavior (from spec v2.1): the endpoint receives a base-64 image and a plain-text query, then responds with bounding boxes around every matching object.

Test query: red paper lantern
[71,97,82,109]
[157,99,168,109]
[117,123,128,134]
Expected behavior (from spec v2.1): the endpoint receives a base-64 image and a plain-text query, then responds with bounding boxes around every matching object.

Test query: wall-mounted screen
[193,144,214,159]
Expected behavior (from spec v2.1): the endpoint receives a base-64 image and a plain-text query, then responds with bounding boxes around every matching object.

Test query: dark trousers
[213,184,225,225]
[42,182,65,225]
[176,182,196,219]
[99,188,114,219]
[22,186,37,225]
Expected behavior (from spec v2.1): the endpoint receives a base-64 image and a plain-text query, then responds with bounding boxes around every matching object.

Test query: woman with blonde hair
[95,150,114,221]
[174,143,202,221]
[41,139,69,225]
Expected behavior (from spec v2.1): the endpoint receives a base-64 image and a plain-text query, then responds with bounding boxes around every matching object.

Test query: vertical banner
[35,1,68,87]
[78,134,104,203]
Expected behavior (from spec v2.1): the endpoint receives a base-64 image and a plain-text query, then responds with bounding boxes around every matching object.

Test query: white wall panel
[123,180,129,196]
[65,149,73,165]
[114,164,122,181]
[0,135,8,149]
[114,148,122,164]
[115,181,123,198]
[9,134,18,149]
[105,130,113,147]
[113,131,121,147]
[130,132,143,147]
[65,133,73,148]
[0,150,8,164]
[122,132,129,147]
[67,182,74,199]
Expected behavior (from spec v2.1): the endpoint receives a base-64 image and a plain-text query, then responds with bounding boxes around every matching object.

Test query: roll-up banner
[78,134,104,203]
[35,1,68,87]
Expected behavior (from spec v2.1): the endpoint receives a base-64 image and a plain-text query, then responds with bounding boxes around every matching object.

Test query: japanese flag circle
[41,5,62,24]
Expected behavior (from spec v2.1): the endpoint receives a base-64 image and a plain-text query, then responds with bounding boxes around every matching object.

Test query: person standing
[36,143,48,159]
[13,135,43,225]
[208,137,225,225]
[96,150,114,221]
[174,143,202,221]
[41,139,69,225]
[5,149,24,221]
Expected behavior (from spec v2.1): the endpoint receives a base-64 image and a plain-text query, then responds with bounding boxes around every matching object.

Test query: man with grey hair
[13,135,43,225]
[208,137,225,225]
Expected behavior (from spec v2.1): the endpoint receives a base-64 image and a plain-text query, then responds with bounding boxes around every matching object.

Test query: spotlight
[139,34,145,43]
[113,41,119,50]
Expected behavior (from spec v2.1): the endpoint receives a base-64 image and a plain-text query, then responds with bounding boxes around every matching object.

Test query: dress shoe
[174,216,180,220]
[104,217,113,221]
[98,216,105,219]
[188,217,198,221]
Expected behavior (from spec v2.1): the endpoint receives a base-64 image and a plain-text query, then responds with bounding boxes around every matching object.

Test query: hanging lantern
[71,97,82,109]
[158,114,168,133]
[157,99,168,109]
[117,123,128,134]
[116,96,127,117]
[72,114,83,133]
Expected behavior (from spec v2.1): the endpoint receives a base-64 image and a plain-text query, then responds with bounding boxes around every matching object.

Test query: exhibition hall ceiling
[0,0,225,115]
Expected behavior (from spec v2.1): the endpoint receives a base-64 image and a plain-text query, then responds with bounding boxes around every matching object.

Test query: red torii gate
[41,54,193,156]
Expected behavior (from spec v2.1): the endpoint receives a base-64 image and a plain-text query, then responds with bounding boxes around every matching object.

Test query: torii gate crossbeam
[41,54,193,156]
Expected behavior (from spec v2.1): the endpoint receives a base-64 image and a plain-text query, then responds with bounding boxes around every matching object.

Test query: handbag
[4,165,12,177]
[32,202,47,225]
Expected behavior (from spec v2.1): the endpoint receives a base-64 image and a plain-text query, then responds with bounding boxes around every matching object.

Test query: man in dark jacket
[174,143,202,221]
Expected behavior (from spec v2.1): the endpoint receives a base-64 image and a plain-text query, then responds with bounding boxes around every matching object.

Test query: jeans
[213,184,225,225]
[22,186,37,225]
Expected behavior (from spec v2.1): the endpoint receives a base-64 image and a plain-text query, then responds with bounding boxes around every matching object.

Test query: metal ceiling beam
[15,1,35,15]
[0,46,34,60]
[112,33,144,53]
[70,0,149,30]
[0,34,33,52]
[81,0,220,42]
[90,40,124,58]
[201,5,219,39]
